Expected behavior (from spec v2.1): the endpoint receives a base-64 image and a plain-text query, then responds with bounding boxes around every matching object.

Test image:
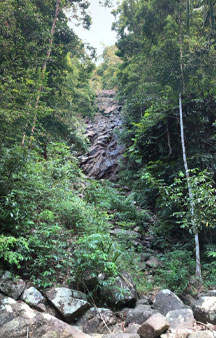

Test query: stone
[0,294,90,338]
[136,298,150,306]
[46,287,90,322]
[125,323,141,333]
[100,272,137,308]
[78,307,119,334]
[192,297,216,324]
[146,256,162,268]
[126,305,158,325]
[137,313,169,338]
[188,332,215,338]
[153,289,186,315]
[166,309,195,330]
[103,334,139,338]
[161,332,192,338]
[0,271,26,300]
[21,286,45,311]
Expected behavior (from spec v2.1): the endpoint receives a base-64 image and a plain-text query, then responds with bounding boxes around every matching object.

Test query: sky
[69,1,118,60]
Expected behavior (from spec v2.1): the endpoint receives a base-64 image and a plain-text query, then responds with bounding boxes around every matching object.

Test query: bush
[155,249,195,295]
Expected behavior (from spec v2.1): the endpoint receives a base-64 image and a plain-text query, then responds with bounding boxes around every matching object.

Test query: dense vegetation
[112,0,216,286]
[0,0,216,298]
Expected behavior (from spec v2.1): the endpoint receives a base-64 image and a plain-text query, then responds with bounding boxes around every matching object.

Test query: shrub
[155,249,195,295]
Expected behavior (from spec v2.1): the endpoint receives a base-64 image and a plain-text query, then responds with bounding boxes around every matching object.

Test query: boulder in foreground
[137,313,169,338]
[0,294,90,338]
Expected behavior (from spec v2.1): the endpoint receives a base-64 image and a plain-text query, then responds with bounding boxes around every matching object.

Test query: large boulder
[21,286,46,311]
[137,313,169,338]
[192,297,216,324]
[100,272,137,308]
[46,288,90,322]
[166,309,195,330]
[0,294,90,338]
[153,289,186,315]
[126,305,158,325]
[78,307,119,334]
[0,270,26,300]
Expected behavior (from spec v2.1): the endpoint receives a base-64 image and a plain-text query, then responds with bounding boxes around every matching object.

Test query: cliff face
[80,90,124,181]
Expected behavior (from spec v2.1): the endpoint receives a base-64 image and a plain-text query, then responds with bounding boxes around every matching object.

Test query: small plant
[73,233,121,281]
[155,249,195,295]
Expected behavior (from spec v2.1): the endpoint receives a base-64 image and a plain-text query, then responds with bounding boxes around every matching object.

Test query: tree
[113,0,216,279]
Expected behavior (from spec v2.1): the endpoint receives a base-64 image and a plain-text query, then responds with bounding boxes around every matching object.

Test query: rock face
[46,287,90,323]
[100,272,137,308]
[0,270,26,300]
[192,296,216,324]
[80,90,124,181]
[166,309,195,330]
[153,289,186,315]
[137,313,169,338]
[0,294,90,338]
[78,307,119,334]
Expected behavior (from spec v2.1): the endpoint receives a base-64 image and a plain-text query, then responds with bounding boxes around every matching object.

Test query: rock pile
[80,90,124,180]
[0,270,215,338]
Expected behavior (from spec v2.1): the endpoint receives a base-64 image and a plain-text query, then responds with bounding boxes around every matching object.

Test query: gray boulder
[126,305,158,325]
[166,309,195,330]
[192,296,216,324]
[100,272,137,307]
[0,294,90,338]
[0,271,26,300]
[46,287,90,322]
[136,298,150,306]
[21,286,45,311]
[78,307,119,334]
[137,313,169,338]
[153,289,186,315]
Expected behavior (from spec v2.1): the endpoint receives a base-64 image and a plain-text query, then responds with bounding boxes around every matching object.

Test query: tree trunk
[179,93,202,281]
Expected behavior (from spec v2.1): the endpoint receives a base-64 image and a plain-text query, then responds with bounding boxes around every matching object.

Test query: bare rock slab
[153,289,186,315]
[137,313,169,338]
[0,294,90,338]
[166,309,195,330]
[192,297,216,324]
[46,287,90,322]
[0,270,26,300]
[126,305,158,325]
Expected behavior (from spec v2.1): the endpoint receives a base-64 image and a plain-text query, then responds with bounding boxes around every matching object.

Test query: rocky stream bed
[1,91,216,338]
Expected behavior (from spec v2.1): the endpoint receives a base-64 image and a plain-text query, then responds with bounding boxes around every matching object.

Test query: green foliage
[160,169,216,234]
[91,46,121,90]
[83,180,151,228]
[0,236,28,268]
[73,233,120,279]
[155,250,195,295]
